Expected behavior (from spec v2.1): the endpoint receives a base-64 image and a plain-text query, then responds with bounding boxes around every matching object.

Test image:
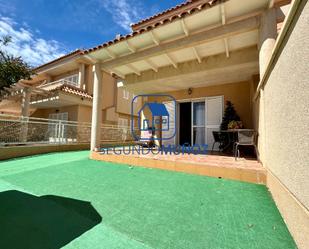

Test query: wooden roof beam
[111,69,125,79]
[165,54,178,69]
[105,48,116,59]
[181,19,189,36]
[126,41,136,53]
[224,38,230,58]
[220,3,226,25]
[101,16,260,69]
[150,31,160,45]
[126,64,141,76]
[144,59,158,72]
[220,1,229,58]
[192,47,202,63]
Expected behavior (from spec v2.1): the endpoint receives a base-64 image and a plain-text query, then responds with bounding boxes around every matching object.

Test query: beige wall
[77,105,92,123]
[31,105,79,121]
[0,144,89,161]
[85,65,94,93]
[31,105,94,124]
[116,87,142,116]
[150,81,253,129]
[259,0,308,211]
[101,71,116,109]
[256,1,309,248]
[104,107,118,124]
[30,104,110,125]
[0,99,26,115]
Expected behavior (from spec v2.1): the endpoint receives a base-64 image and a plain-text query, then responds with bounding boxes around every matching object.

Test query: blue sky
[0,0,184,66]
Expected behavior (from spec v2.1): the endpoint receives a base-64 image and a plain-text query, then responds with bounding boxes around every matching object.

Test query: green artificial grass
[0,151,296,249]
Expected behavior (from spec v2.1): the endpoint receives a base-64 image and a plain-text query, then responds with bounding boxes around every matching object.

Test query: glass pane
[193,102,205,126]
[193,127,205,145]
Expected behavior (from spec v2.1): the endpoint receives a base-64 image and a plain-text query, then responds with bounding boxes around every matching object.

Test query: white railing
[0,114,136,146]
[38,79,80,91]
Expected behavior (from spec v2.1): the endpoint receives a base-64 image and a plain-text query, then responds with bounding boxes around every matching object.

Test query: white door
[162,101,176,146]
[205,96,223,151]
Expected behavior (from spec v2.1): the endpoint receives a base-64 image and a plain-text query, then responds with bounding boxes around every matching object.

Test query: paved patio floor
[92,148,266,184]
[0,151,296,249]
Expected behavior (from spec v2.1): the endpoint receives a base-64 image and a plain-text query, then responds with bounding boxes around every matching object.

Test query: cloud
[100,0,145,32]
[0,16,66,66]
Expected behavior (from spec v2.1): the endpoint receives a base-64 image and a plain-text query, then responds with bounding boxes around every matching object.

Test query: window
[64,74,79,87]
[122,89,130,100]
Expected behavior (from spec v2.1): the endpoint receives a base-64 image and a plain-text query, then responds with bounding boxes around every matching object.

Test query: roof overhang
[83,0,270,88]
[125,46,259,94]
[30,91,92,108]
[34,56,93,77]
[32,51,96,81]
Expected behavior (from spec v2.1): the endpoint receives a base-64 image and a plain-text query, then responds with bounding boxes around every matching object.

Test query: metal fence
[0,114,135,146]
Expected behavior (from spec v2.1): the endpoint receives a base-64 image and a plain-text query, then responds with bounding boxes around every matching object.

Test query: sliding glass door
[192,101,205,145]
[178,96,223,149]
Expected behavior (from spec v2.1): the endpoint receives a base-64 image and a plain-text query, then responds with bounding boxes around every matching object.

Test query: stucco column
[21,87,31,117]
[20,87,31,142]
[78,63,85,90]
[259,8,277,79]
[90,63,103,151]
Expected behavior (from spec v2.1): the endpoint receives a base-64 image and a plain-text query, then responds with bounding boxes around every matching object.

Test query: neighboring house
[86,0,309,248]
[0,50,142,127]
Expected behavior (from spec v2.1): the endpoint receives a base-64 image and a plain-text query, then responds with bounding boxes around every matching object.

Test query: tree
[220,101,240,130]
[0,35,33,91]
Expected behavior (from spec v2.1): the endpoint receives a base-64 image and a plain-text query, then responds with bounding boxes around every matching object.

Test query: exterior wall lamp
[188,88,193,95]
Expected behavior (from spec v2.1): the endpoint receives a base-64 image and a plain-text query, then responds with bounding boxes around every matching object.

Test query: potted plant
[228,120,243,130]
[220,101,242,130]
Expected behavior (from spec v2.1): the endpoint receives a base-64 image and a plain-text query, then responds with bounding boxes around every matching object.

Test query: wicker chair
[234,129,257,160]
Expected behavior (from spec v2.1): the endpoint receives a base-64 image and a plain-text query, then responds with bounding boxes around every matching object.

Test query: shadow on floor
[0,190,102,249]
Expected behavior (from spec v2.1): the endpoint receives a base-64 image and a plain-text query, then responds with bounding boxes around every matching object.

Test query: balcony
[38,78,80,91]
[30,78,92,108]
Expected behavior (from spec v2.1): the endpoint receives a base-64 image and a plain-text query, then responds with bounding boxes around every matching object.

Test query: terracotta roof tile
[55,84,93,99]
[83,0,225,55]
[131,0,216,30]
